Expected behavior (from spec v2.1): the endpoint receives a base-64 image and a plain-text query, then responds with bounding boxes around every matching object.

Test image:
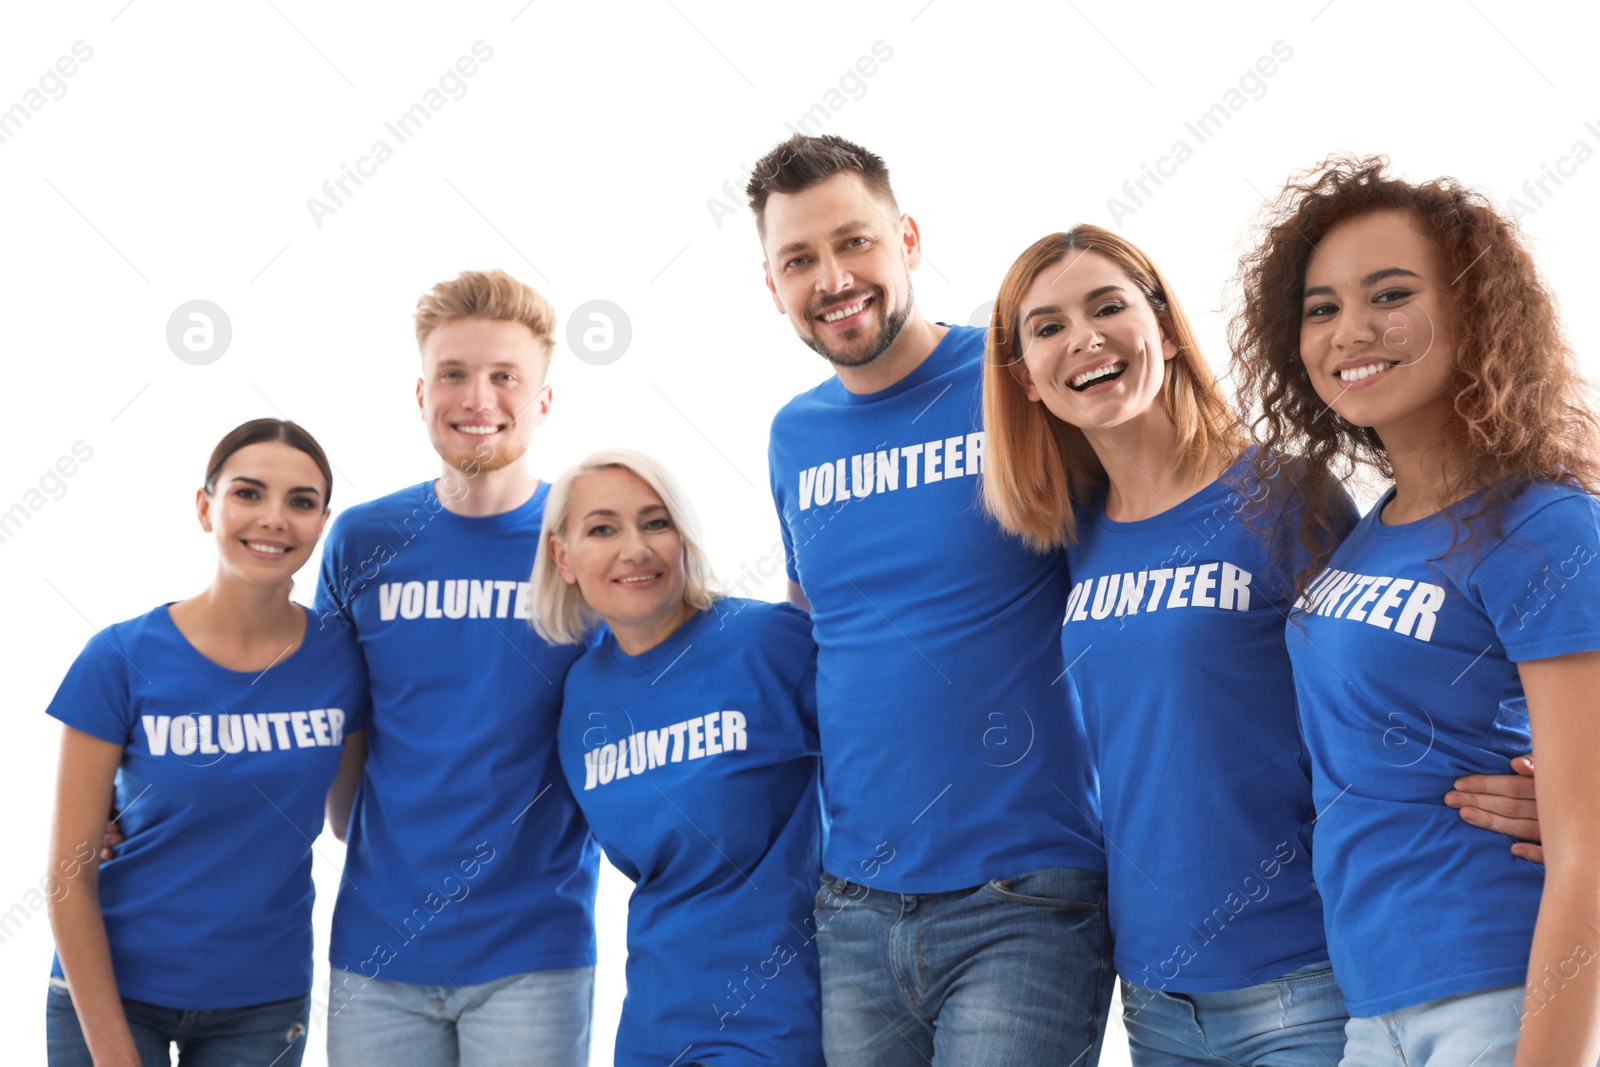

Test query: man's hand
[1445,754,1541,863]
[100,819,123,862]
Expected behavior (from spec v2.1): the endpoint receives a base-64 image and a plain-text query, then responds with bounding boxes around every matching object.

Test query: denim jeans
[1119,960,1349,1066]
[324,966,593,1067]
[47,980,309,1066]
[1340,984,1523,1066]
[815,865,1113,1066]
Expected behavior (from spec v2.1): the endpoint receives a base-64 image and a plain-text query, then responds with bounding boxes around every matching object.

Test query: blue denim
[324,966,593,1067]
[815,865,1113,1066]
[1120,959,1348,1066]
[47,980,309,1066]
[1340,984,1523,1066]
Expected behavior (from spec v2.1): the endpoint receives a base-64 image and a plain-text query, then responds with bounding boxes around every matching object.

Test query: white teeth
[246,542,287,554]
[1071,362,1127,389]
[822,300,868,323]
[618,576,655,583]
[1338,362,1395,382]
[458,425,499,435]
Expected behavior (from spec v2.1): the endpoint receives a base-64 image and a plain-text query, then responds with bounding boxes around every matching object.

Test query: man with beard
[748,135,1113,1065]
[314,269,599,1067]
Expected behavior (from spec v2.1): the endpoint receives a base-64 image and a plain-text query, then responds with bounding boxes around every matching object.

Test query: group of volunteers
[42,133,1600,1067]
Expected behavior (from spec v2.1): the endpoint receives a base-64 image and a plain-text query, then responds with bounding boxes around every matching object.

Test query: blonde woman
[533,448,823,1067]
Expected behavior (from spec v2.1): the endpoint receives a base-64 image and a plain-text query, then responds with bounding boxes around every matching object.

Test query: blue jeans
[815,866,1113,1066]
[1340,984,1523,1066]
[47,980,309,1066]
[1120,960,1349,1065]
[324,966,593,1067]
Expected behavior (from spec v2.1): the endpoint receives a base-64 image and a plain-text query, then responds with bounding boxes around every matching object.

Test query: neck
[438,460,538,518]
[611,601,696,657]
[1376,403,1464,524]
[834,314,947,396]
[1087,406,1225,522]
[183,572,300,636]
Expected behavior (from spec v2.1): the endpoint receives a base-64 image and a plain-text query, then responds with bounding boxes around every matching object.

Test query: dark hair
[1230,154,1599,592]
[745,134,898,239]
[204,419,334,508]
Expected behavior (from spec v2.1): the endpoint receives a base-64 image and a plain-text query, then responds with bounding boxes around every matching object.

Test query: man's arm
[787,580,811,613]
[326,730,367,843]
[1446,754,1542,863]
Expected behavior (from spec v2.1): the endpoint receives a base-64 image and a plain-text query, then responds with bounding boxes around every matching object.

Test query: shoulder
[771,377,846,434]
[325,482,435,539]
[1479,480,1600,558]
[713,597,812,642]
[941,323,988,361]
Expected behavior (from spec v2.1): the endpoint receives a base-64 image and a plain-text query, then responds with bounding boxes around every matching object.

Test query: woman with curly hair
[980,225,1539,1066]
[1231,155,1600,1066]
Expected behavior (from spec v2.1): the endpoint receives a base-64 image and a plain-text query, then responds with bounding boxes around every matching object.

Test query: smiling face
[1299,209,1456,436]
[198,441,329,586]
[760,172,918,369]
[550,466,693,651]
[417,317,552,475]
[1008,250,1176,434]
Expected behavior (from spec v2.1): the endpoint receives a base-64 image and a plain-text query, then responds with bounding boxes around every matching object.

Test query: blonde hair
[531,448,721,645]
[414,268,557,355]
[981,226,1242,551]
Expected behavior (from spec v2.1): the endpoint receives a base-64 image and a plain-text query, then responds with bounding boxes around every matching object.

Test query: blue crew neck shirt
[767,323,1103,893]
[1288,480,1600,1015]
[45,604,368,1008]
[559,598,823,1066]
[316,479,599,986]
[1064,450,1352,992]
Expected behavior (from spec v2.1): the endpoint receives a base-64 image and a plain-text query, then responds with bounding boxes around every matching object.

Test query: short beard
[440,432,526,480]
[804,288,913,369]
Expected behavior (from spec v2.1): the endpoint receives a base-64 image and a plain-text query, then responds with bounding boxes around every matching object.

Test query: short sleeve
[46,630,135,745]
[314,515,349,620]
[1471,492,1600,662]
[308,609,371,734]
[766,602,820,753]
[768,427,800,585]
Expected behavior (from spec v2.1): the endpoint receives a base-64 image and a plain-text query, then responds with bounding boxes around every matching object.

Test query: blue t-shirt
[768,323,1102,893]
[559,598,822,1066]
[1288,480,1600,1016]
[44,604,369,1009]
[1065,450,1352,992]
[316,480,599,985]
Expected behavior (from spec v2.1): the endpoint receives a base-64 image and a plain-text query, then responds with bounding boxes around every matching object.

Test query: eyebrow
[228,476,323,497]
[580,504,669,522]
[434,358,525,369]
[1303,267,1421,299]
[775,220,873,259]
[1022,285,1128,324]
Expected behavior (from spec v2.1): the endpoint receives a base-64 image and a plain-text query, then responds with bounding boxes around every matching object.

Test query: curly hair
[1228,154,1599,593]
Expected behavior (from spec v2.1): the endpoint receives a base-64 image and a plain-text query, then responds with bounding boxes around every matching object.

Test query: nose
[463,374,494,410]
[259,496,290,530]
[1066,318,1104,356]
[1329,304,1377,352]
[814,251,854,297]
[619,526,653,564]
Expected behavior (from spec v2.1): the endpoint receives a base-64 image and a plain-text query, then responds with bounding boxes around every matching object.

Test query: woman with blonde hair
[980,224,1539,1066]
[532,447,823,1067]
[1231,155,1600,1067]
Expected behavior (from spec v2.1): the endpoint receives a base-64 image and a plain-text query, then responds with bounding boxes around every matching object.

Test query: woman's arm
[1513,650,1600,1067]
[46,726,141,1067]
[325,729,366,843]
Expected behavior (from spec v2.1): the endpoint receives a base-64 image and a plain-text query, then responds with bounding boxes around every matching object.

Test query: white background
[3,1,1597,1062]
